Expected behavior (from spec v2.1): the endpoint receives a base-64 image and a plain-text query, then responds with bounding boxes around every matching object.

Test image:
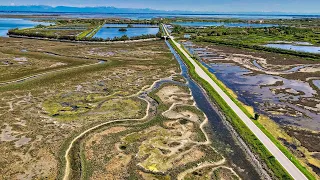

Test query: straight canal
[165,40,267,179]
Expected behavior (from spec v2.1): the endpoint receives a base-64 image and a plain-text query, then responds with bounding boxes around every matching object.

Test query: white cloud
[10,2,15,6]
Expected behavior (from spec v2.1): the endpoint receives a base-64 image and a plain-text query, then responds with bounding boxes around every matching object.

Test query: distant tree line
[8,28,77,40]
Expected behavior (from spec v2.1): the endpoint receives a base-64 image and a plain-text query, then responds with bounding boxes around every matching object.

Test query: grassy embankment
[76,23,104,40]
[168,37,314,179]
[176,39,316,180]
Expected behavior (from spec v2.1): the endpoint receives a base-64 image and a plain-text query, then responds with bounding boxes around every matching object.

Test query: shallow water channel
[165,40,262,179]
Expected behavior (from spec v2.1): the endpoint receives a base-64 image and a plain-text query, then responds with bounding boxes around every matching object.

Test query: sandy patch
[49,62,67,68]
[14,57,28,62]
[163,108,200,123]
[91,153,131,180]
[86,126,126,160]
[175,148,205,166]
[15,149,57,180]
[299,66,320,73]
[156,85,192,105]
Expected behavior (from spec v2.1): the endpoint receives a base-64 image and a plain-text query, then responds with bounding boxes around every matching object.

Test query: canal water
[165,40,262,179]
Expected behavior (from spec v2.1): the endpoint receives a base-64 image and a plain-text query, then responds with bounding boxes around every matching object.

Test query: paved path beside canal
[162,24,307,180]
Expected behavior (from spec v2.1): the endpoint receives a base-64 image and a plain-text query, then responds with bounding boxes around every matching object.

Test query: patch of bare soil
[85,126,127,160]
[156,85,192,105]
[283,127,320,152]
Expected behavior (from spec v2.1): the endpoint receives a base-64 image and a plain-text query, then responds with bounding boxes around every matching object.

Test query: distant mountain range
[0,5,188,14]
[0,5,319,15]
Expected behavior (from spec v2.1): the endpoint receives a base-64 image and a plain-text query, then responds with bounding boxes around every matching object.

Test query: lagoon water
[93,27,159,39]
[264,44,320,54]
[172,21,277,27]
[103,23,158,28]
[0,18,49,36]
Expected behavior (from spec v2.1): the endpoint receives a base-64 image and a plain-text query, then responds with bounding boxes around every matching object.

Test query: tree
[35,24,46,29]
[254,113,260,120]
[172,25,185,34]
[120,35,129,41]
[156,31,162,38]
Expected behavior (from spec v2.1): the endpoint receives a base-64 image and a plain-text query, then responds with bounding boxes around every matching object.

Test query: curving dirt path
[62,76,172,180]
[62,95,151,180]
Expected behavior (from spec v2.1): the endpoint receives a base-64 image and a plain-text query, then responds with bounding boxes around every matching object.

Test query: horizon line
[0,5,319,14]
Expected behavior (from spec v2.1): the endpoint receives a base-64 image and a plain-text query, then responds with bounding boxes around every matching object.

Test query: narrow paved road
[162,24,307,180]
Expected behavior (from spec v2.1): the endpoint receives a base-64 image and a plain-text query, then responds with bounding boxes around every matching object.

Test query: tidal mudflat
[183,41,320,178]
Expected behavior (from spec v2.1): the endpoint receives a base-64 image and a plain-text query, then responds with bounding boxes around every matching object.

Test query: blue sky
[0,0,320,13]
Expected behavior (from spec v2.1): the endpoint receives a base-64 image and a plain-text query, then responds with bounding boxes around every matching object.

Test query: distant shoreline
[1,11,320,16]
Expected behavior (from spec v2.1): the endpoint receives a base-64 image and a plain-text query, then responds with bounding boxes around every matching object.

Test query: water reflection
[0,18,51,37]
[93,27,159,39]
[184,41,320,130]
[264,44,320,54]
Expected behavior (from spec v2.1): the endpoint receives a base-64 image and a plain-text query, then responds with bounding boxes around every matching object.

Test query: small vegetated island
[0,14,320,180]
[118,28,128,31]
